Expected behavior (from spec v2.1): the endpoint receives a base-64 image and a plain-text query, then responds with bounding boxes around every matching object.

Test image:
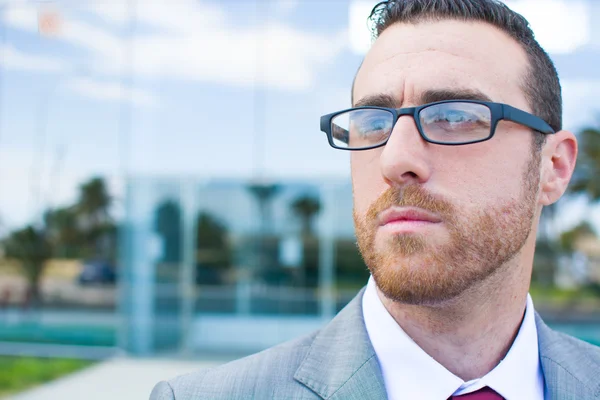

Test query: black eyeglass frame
[320,99,556,151]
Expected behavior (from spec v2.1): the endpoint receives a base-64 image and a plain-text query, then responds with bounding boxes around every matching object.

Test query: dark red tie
[448,386,504,399]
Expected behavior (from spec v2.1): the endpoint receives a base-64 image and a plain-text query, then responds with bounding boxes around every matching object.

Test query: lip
[378,207,442,226]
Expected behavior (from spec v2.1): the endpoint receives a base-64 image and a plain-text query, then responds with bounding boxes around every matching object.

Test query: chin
[369,257,477,306]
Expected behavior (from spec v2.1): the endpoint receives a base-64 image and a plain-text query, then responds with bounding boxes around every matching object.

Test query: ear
[539,130,578,206]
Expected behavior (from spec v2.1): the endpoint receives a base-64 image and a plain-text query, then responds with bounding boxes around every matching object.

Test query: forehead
[353,20,530,109]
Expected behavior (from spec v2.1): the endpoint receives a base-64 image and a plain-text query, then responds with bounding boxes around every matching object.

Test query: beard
[353,154,540,305]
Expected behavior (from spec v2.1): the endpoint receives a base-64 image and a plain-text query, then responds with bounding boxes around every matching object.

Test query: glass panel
[329,183,370,312]
[152,185,184,351]
[193,180,324,316]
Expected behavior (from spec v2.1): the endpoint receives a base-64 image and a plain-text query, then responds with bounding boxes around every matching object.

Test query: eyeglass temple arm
[501,105,555,134]
[321,114,350,142]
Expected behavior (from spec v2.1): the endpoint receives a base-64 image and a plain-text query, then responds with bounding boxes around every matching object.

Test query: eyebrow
[421,88,494,104]
[353,94,396,108]
[353,88,494,108]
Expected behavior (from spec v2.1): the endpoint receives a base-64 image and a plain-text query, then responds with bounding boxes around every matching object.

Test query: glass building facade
[119,177,369,355]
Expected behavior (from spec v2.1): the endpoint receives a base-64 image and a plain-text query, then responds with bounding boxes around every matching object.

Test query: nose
[379,115,432,186]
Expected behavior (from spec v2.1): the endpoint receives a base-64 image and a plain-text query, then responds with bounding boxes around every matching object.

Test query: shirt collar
[362,277,544,400]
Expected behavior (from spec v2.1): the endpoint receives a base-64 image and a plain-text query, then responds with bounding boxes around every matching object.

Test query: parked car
[78,260,116,285]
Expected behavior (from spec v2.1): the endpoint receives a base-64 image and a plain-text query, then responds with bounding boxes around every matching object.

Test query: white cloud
[561,79,600,131]
[86,3,129,26]
[349,0,592,56]
[103,1,347,91]
[504,0,590,54]
[4,5,39,32]
[274,0,300,15]
[349,0,379,55]
[0,43,65,72]
[65,18,123,57]
[122,22,346,90]
[87,0,228,33]
[65,77,158,107]
[2,1,348,91]
[5,4,124,63]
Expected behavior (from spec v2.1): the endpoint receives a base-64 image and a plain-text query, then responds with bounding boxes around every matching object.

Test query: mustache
[365,184,455,222]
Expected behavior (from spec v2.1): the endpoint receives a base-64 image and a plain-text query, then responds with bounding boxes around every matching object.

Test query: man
[151,0,600,399]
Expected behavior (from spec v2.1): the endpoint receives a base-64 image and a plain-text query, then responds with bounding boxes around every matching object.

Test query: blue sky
[0,0,600,234]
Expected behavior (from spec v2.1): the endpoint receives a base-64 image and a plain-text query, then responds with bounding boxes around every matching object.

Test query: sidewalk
[9,356,229,400]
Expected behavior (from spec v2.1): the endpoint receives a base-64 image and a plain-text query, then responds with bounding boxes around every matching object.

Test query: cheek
[351,151,385,213]
[442,144,530,206]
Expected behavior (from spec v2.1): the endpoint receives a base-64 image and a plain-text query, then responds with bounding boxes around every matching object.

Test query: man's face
[352,20,542,305]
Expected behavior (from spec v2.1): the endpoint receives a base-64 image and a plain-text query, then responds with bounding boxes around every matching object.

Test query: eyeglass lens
[330,102,493,149]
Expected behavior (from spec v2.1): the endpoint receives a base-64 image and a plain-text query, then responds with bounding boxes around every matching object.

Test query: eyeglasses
[320,100,555,150]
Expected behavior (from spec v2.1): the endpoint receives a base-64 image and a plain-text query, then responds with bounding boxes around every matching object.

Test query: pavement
[8,356,230,400]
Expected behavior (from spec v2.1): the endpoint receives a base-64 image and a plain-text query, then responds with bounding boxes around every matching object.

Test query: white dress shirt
[362,277,545,400]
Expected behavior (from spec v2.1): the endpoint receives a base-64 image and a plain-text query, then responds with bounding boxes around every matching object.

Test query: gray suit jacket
[150,289,600,399]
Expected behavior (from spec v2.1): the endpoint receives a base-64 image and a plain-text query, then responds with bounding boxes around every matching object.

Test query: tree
[77,177,112,224]
[196,212,229,251]
[560,222,596,252]
[3,225,52,308]
[569,126,600,200]
[291,195,321,237]
[154,200,182,263]
[195,212,231,285]
[44,206,80,258]
[75,177,115,260]
[533,124,600,286]
[0,214,7,241]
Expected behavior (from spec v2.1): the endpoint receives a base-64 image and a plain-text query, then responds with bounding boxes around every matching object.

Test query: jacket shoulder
[537,317,600,398]
[541,326,600,368]
[150,330,320,400]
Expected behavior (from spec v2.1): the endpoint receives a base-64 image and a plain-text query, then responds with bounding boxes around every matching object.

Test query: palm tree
[77,177,112,227]
[289,195,322,288]
[291,195,321,237]
[76,177,114,259]
[247,182,281,283]
[247,182,280,235]
[3,225,52,308]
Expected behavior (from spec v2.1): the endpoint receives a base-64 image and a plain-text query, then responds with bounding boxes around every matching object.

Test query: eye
[445,111,474,123]
[350,111,393,136]
[422,104,491,131]
[358,116,391,134]
[426,110,477,125]
[419,102,493,143]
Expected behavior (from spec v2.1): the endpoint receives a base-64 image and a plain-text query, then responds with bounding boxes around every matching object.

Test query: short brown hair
[364,0,561,149]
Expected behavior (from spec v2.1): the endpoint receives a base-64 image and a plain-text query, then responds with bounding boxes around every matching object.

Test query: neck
[377,257,531,381]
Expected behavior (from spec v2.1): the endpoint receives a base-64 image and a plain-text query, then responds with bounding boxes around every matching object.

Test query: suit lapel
[295,292,600,399]
[536,313,600,399]
[294,288,387,400]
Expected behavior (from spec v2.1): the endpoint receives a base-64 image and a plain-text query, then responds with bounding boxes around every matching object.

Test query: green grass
[0,356,94,398]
